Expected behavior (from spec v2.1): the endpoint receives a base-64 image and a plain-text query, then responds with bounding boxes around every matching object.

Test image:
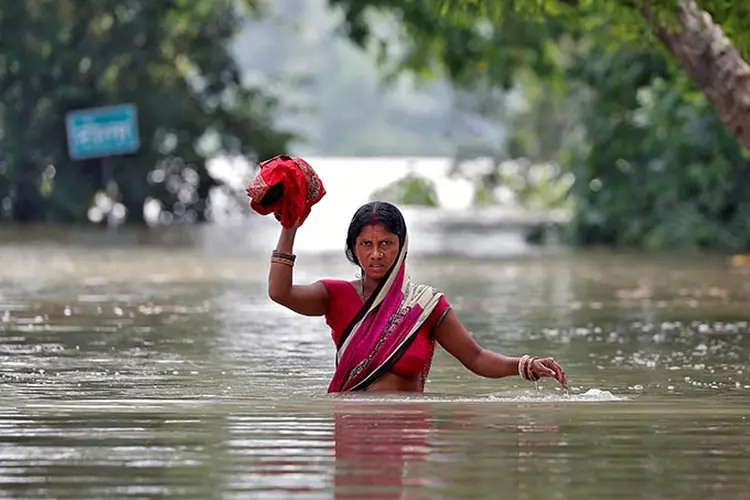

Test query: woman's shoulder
[421,284,451,306]
[318,278,358,296]
[318,279,360,328]
[434,293,452,315]
[426,293,452,329]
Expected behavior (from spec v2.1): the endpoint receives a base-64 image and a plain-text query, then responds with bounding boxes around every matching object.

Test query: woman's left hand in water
[532,357,568,389]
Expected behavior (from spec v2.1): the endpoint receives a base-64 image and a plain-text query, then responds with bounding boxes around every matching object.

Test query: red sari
[325,233,450,392]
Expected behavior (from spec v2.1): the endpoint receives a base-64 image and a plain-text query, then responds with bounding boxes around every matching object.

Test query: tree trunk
[643,0,750,151]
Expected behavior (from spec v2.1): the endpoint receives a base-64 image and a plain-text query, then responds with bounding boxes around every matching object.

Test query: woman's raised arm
[267,226,329,316]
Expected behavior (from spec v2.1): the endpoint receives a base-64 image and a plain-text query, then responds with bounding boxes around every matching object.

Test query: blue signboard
[65,104,140,160]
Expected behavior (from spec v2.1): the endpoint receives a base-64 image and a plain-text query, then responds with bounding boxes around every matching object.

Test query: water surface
[0,222,748,499]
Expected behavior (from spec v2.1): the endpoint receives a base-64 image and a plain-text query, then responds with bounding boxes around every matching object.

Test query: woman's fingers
[534,359,557,378]
[538,357,568,389]
[529,356,569,389]
[551,361,568,388]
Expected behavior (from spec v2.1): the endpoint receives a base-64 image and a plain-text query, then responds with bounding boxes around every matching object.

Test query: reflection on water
[2,398,748,499]
[0,223,749,498]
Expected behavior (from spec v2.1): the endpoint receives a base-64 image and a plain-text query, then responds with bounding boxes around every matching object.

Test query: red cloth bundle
[246,154,326,229]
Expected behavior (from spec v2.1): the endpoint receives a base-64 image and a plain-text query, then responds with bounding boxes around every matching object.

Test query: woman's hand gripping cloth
[245,154,326,229]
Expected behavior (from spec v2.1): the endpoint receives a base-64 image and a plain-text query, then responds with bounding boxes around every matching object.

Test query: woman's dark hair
[345,201,407,267]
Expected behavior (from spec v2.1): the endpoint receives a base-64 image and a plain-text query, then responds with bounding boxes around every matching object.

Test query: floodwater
[0,216,749,499]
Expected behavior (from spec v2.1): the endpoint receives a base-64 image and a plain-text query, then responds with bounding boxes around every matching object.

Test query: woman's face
[354,223,400,281]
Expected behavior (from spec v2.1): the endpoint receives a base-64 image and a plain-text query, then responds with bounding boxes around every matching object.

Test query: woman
[268,201,568,393]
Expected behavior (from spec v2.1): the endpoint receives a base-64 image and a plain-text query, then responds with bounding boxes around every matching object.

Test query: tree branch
[643,0,750,150]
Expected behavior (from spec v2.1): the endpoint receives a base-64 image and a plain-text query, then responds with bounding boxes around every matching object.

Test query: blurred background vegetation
[2,0,750,251]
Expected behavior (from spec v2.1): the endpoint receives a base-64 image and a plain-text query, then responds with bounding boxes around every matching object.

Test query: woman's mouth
[369,263,385,270]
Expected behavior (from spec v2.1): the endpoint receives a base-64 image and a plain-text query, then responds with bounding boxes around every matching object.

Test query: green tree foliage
[565,47,750,251]
[0,0,292,224]
[330,0,750,69]
[329,0,566,88]
[329,0,750,250]
[370,173,439,206]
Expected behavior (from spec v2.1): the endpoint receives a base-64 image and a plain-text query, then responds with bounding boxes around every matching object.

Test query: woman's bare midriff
[365,372,421,392]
